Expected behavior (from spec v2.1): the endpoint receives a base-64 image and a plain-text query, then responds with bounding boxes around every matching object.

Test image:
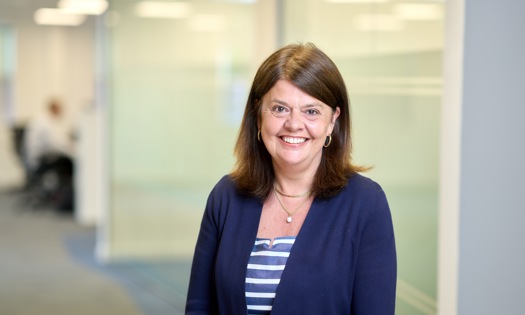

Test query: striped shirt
[245,236,296,315]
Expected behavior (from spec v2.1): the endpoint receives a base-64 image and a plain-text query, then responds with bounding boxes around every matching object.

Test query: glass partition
[108,0,263,257]
[282,1,443,314]
[106,1,443,314]
[0,24,15,123]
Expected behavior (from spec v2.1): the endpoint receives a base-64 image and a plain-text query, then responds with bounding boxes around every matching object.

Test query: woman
[185,43,396,315]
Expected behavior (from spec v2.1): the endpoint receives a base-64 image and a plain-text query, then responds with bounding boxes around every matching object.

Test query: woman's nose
[284,109,303,129]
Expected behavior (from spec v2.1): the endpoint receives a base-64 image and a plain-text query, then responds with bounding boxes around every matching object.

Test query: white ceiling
[0,0,57,10]
[0,0,59,21]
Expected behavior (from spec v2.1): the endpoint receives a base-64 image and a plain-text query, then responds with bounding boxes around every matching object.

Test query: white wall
[6,16,96,124]
[0,10,96,190]
[439,0,525,314]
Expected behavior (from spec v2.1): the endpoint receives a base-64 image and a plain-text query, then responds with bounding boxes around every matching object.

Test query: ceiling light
[393,4,443,20]
[213,0,257,3]
[57,0,108,15]
[189,15,227,32]
[34,8,86,26]
[354,14,404,31]
[135,1,191,19]
[326,0,390,3]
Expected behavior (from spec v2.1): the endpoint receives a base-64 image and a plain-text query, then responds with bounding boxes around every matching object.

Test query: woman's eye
[272,105,288,113]
[305,108,320,116]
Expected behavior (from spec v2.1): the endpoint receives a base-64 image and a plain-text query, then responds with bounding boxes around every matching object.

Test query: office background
[0,1,523,315]
[106,2,442,314]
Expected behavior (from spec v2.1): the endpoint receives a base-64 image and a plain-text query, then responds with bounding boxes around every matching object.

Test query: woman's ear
[328,107,341,135]
[332,107,341,124]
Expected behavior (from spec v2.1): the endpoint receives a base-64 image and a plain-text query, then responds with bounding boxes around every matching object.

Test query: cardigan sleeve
[351,187,397,314]
[185,183,222,315]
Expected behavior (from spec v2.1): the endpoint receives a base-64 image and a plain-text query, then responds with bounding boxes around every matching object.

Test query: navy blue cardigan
[186,173,396,314]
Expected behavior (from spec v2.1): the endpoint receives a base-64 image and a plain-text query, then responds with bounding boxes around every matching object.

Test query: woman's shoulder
[208,174,255,201]
[344,172,384,195]
[205,175,261,222]
[208,175,237,197]
[214,174,236,189]
[315,173,391,232]
[332,173,388,210]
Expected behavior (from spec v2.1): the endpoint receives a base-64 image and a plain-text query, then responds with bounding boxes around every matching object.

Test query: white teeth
[282,137,306,144]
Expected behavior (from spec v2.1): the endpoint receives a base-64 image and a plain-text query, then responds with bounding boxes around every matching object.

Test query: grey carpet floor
[0,190,190,315]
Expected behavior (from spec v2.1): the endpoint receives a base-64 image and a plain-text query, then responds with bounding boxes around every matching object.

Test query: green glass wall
[0,24,14,121]
[281,1,443,314]
[107,1,443,314]
[108,0,266,257]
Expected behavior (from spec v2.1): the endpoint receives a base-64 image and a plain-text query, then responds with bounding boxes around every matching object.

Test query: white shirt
[24,112,74,170]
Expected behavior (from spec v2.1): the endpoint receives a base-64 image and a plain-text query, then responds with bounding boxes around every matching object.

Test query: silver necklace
[273,186,311,223]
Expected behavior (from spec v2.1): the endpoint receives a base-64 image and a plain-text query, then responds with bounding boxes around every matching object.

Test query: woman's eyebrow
[270,99,323,108]
[303,103,323,108]
[270,99,289,106]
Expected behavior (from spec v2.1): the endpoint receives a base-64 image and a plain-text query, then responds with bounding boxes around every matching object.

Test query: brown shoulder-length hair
[231,43,365,200]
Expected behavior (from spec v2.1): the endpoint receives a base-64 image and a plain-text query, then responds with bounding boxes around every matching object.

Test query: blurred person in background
[185,43,396,314]
[23,97,75,212]
[24,98,74,170]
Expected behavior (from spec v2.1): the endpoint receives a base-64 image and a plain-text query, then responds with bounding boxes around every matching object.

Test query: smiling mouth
[282,137,307,144]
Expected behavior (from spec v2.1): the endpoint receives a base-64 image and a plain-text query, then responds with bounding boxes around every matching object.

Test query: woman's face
[259,79,340,174]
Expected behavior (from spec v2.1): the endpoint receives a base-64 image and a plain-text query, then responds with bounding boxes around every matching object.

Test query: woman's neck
[272,159,319,194]
[273,171,314,196]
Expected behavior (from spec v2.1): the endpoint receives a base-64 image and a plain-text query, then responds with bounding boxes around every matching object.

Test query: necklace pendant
[286,216,293,223]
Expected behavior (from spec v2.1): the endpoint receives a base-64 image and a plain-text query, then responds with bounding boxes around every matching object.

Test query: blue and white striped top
[245,236,296,315]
